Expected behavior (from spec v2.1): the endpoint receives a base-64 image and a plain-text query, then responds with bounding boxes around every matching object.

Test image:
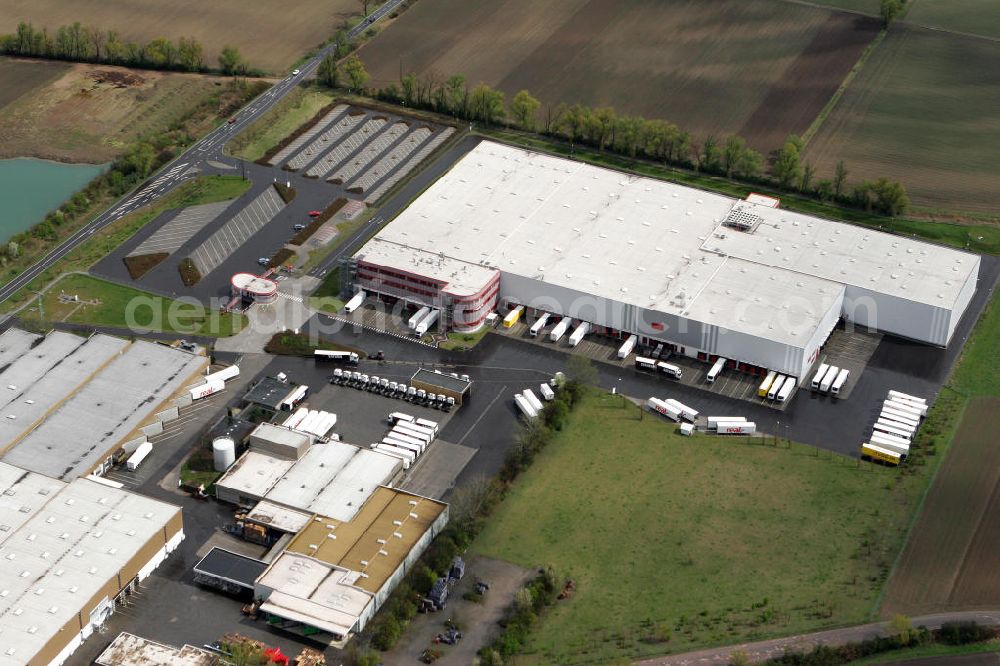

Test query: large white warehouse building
[350,141,979,380]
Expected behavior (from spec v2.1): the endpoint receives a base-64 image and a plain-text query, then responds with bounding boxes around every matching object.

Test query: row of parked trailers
[757,371,798,402]
[409,306,441,336]
[809,363,850,396]
[859,390,928,466]
[372,413,440,469]
[331,369,456,410]
[282,407,337,439]
[188,364,240,401]
[646,398,758,435]
[514,383,557,419]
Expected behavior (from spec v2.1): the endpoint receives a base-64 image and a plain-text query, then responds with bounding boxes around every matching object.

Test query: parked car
[308,210,322,217]
[257,257,269,266]
[293,224,306,231]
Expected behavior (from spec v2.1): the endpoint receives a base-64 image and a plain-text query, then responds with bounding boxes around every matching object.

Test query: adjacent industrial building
[0,468,184,666]
[0,329,207,480]
[254,486,448,642]
[350,141,980,380]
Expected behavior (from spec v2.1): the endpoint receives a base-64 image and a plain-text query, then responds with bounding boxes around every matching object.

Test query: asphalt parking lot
[190,186,286,275]
[128,200,233,258]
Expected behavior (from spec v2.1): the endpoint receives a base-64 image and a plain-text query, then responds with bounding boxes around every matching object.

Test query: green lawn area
[439,327,491,351]
[472,392,932,663]
[854,641,1000,665]
[228,87,337,162]
[22,273,246,337]
[805,0,879,14]
[1,175,251,314]
[950,289,1000,397]
[907,0,1000,40]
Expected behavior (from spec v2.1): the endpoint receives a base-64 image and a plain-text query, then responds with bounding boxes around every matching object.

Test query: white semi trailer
[548,318,572,342]
[617,334,638,359]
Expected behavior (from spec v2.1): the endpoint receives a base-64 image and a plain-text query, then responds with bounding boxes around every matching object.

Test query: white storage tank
[212,436,236,472]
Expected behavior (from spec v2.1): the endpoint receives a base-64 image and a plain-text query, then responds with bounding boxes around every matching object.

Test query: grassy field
[0,0,361,74]
[880,289,1000,616]
[0,58,67,109]
[481,128,1000,255]
[20,273,246,336]
[907,0,1000,40]
[228,87,337,161]
[0,62,235,163]
[806,0,880,13]
[1,175,250,312]
[472,393,931,663]
[358,0,879,152]
[439,328,491,351]
[804,24,1000,216]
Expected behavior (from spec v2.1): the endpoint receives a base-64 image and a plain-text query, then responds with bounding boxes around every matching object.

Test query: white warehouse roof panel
[357,141,978,348]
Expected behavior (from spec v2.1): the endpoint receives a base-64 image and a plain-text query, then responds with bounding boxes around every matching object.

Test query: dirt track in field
[359,0,879,153]
[881,397,1000,616]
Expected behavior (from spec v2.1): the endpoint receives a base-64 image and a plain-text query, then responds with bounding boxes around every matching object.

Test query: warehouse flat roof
[411,368,472,394]
[0,462,66,545]
[355,237,498,297]
[0,478,180,666]
[286,486,447,594]
[0,328,41,370]
[193,547,268,590]
[0,332,129,455]
[246,500,313,534]
[264,443,402,522]
[243,377,295,410]
[362,141,976,343]
[215,451,295,502]
[257,553,372,638]
[251,422,312,449]
[3,339,206,480]
[95,632,217,666]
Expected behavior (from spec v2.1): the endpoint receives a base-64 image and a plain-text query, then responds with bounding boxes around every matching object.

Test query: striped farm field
[804,24,1000,216]
[0,0,360,74]
[358,0,880,152]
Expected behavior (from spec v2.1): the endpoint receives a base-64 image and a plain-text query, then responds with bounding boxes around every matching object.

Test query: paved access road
[0,0,406,306]
[634,610,1000,665]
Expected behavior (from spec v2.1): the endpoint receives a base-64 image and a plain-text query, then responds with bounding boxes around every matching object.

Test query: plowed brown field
[358,0,879,152]
[0,0,359,74]
[882,397,1000,616]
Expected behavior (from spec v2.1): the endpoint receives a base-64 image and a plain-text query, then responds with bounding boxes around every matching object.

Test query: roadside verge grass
[1,175,250,314]
[19,273,246,337]
[471,392,935,663]
[227,87,337,162]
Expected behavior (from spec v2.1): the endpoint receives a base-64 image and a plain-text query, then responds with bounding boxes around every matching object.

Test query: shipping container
[205,365,240,384]
[190,378,225,400]
[344,290,366,314]
[876,417,916,434]
[830,369,850,395]
[414,418,439,435]
[503,305,525,328]
[873,422,912,441]
[315,349,359,364]
[548,318,572,342]
[522,389,544,412]
[707,416,747,430]
[408,306,431,330]
[884,399,925,418]
[529,312,551,337]
[861,442,901,466]
[383,437,421,457]
[810,363,830,390]
[397,420,434,438]
[819,366,839,393]
[568,321,591,347]
[415,309,440,336]
[679,422,694,436]
[635,356,658,371]
[646,397,681,422]
[870,438,909,460]
[126,440,153,471]
[880,408,920,428]
[706,357,727,384]
[387,430,425,452]
[777,377,797,402]
[664,398,698,422]
[767,375,787,400]
[539,383,555,401]
[870,432,911,453]
[657,362,682,379]
[758,371,777,398]
[716,421,756,435]
[389,412,415,425]
[373,444,412,469]
[393,425,432,446]
[617,334,638,359]
[514,394,538,419]
[888,390,926,405]
[283,407,309,429]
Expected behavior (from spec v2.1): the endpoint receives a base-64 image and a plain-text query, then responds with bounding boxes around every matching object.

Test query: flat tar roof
[0,462,66,545]
[286,486,447,594]
[361,141,977,343]
[264,443,403,522]
[193,547,268,590]
[245,500,313,534]
[243,377,295,410]
[411,369,471,394]
[2,338,206,480]
[0,477,180,666]
[250,422,312,449]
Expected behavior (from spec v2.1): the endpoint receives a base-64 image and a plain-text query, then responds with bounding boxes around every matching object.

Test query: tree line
[334,64,909,217]
[0,21,253,75]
